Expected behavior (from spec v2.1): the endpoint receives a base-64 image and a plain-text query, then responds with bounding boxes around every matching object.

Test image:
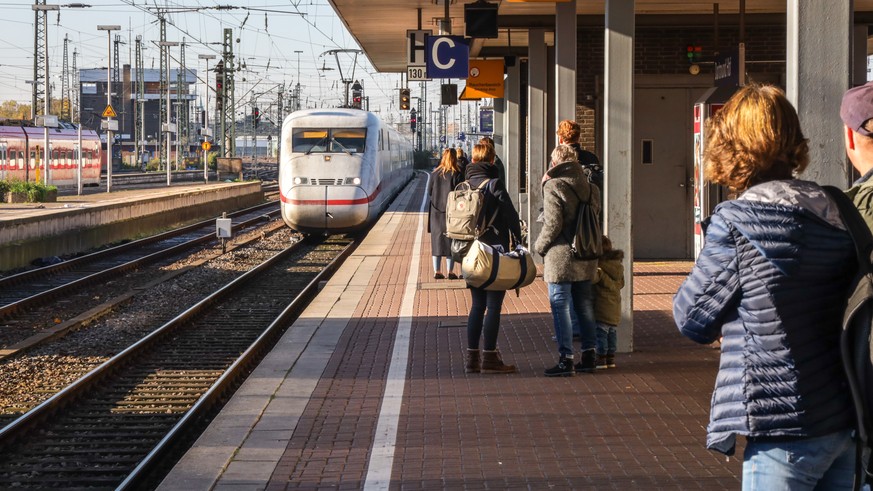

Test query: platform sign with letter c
[426,35,469,79]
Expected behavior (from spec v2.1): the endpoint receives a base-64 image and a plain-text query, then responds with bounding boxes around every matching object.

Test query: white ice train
[279,109,414,234]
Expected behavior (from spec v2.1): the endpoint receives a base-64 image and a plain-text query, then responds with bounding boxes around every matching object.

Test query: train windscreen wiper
[304,135,329,155]
[330,138,354,156]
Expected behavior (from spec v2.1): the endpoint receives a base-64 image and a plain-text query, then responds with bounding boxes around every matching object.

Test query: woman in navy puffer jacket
[674,84,858,490]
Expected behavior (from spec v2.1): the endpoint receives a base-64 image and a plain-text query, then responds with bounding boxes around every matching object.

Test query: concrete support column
[853,24,868,87]
[527,29,548,255]
[494,96,505,165]
[555,0,577,141]
[786,0,851,186]
[504,61,521,209]
[604,0,634,352]
[547,46,557,152]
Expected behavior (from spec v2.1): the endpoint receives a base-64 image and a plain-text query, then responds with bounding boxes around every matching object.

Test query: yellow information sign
[201,141,212,151]
[465,59,505,99]
[102,104,117,118]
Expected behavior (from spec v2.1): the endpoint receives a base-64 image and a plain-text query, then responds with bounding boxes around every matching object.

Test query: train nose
[283,185,369,232]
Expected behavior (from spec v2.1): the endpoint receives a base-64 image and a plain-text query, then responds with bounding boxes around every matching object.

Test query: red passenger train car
[0,120,102,187]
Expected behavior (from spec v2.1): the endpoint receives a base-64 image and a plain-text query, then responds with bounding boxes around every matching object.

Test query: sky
[0,0,449,124]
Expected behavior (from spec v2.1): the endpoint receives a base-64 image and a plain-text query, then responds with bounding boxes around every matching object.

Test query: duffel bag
[462,240,537,291]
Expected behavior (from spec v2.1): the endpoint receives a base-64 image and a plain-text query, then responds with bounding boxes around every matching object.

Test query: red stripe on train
[281,184,381,206]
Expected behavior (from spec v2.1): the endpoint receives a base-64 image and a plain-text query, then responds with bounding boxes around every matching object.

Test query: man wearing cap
[841,81,873,230]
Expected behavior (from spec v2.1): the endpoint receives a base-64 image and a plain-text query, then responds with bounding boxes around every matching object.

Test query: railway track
[0,201,280,320]
[0,234,356,489]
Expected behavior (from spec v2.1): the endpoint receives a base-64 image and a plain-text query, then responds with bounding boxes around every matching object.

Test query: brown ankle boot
[465,349,481,373]
[481,350,517,374]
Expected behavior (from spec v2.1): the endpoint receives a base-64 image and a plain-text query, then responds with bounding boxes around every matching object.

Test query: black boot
[544,356,575,377]
[465,349,481,373]
[574,350,596,374]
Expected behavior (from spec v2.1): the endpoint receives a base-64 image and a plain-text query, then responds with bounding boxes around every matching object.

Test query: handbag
[462,240,537,291]
[450,238,472,263]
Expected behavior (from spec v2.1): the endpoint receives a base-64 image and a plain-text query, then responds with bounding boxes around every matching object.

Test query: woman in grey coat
[534,144,601,376]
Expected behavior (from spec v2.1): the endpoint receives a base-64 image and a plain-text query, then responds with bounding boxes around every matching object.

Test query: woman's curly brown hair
[556,120,581,143]
[704,84,809,193]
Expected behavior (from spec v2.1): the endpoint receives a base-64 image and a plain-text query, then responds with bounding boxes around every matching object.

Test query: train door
[0,142,6,180]
[633,86,708,259]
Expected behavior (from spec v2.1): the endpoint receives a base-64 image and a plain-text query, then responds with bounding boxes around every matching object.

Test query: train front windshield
[292,128,366,154]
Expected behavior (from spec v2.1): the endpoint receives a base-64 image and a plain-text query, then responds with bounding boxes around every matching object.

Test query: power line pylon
[220,28,235,158]
[62,34,69,121]
[134,35,144,168]
[32,0,47,119]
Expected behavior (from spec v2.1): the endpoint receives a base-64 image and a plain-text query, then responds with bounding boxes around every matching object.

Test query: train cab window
[331,129,366,153]
[292,129,329,153]
[292,128,366,154]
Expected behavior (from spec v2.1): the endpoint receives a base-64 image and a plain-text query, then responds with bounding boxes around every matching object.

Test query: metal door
[633,87,705,259]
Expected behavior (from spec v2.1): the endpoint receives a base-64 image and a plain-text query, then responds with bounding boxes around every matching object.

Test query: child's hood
[598,249,624,280]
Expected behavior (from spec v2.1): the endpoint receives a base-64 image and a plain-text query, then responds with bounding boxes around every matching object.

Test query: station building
[78,66,198,166]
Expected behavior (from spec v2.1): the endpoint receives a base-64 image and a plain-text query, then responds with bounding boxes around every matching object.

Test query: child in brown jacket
[592,236,625,369]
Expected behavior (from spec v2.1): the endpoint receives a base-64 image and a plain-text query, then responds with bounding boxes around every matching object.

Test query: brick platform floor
[263,175,742,490]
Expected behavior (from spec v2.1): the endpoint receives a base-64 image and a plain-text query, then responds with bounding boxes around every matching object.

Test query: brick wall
[574,23,786,151]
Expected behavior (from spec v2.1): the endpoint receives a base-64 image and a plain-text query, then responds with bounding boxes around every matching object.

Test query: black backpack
[822,185,873,490]
[560,182,602,260]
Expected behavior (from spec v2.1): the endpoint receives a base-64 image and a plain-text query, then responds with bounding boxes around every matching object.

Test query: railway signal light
[399,88,411,111]
[410,108,417,132]
[253,107,260,128]
[215,61,225,111]
[351,80,363,109]
[686,45,702,62]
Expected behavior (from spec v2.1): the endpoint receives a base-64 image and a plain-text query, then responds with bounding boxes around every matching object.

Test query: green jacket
[846,180,873,231]
[593,249,625,326]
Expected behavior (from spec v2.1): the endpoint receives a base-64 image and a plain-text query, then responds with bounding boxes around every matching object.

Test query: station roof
[328,0,873,73]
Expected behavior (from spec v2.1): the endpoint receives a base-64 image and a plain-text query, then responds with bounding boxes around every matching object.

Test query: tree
[0,101,31,120]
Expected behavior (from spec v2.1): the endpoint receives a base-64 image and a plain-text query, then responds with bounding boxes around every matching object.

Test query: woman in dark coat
[427,148,462,279]
[463,143,522,374]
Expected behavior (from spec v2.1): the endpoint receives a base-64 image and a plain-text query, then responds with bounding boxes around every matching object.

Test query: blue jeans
[432,256,454,273]
[596,322,617,355]
[742,429,856,491]
[548,281,596,357]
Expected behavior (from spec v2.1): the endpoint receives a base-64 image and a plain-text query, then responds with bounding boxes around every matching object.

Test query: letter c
[432,37,456,70]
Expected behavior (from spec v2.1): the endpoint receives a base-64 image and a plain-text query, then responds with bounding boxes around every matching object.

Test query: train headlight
[293,177,308,185]
[344,177,361,185]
